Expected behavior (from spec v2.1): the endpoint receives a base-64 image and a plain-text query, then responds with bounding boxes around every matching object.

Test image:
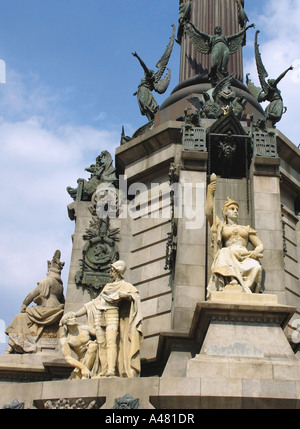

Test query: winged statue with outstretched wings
[246,30,293,126]
[184,21,254,85]
[132,24,176,122]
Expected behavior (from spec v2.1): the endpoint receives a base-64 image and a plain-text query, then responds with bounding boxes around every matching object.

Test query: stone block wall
[64,201,95,314]
[281,204,300,341]
[129,206,173,361]
[250,158,287,303]
[62,123,300,365]
[172,169,207,331]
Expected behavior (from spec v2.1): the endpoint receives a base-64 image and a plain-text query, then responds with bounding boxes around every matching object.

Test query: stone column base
[186,295,299,386]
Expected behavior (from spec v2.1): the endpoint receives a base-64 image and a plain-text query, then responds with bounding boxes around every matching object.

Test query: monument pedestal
[0,338,73,381]
[184,293,300,406]
[0,294,299,409]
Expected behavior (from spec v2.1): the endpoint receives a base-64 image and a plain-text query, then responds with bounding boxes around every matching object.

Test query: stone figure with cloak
[64,260,143,378]
[205,175,264,298]
[5,250,65,353]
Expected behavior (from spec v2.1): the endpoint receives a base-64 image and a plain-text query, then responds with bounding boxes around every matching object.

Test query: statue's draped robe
[84,280,143,377]
[263,89,284,123]
[5,275,64,353]
[136,78,158,121]
[207,221,262,297]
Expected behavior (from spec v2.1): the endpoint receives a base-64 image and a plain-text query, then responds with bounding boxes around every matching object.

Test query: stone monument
[205,174,264,296]
[5,250,65,354]
[0,0,299,410]
[132,24,175,123]
[61,260,143,379]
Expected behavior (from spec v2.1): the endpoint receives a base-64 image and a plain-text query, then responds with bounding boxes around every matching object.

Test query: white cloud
[94,111,107,121]
[0,118,120,279]
[0,70,120,343]
[0,69,61,124]
[244,0,300,145]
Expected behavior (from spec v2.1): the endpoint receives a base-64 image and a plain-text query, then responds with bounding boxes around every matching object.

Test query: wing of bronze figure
[154,24,176,94]
[246,73,262,100]
[228,29,247,54]
[184,21,211,55]
[254,30,269,93]
[187,96,204,111]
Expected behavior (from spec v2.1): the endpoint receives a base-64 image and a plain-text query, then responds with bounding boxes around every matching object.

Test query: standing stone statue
[184,21,254,85]
[59,313,99,379]
[5,250,65,353]
[70,260,143,378]
[205,175,264,298]
[132,24,175,122]
[246,31,293,127]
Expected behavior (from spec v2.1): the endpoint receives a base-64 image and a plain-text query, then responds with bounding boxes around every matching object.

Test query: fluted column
[179,0,244,83]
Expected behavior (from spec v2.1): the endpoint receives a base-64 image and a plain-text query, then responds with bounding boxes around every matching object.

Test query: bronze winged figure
[184,20,254,86]
[247,30,293,126]
[132,24,175,122]
[235,0,249,29]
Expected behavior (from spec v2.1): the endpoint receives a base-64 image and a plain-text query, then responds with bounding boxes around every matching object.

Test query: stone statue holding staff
[205,175,264,298]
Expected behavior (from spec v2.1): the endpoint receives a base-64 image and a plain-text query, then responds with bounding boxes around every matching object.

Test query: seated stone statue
[59,313,99,379]
[205,177,264,298]
[5,250,65,353]
[71,260,143,378]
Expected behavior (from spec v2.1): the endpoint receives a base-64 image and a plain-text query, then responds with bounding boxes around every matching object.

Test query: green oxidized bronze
[67,151,117,201]
[246,30,293,127]
[184,20,254,86]
[187,74,247,122]
[112,394,140,410]
[132,24,175,122]
[177,0,191,45]
[235,0,249,29]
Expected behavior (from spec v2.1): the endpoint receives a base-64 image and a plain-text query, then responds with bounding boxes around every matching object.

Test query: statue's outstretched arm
[229,23,254,40]
[274,65,293,86]
[132,52,151,76]
[74,306,87,318]
[244,23,255,32]
[187,21,210,40]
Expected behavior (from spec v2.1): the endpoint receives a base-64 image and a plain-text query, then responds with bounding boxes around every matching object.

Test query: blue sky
[0,0,299,353]
[0,1,181,130]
